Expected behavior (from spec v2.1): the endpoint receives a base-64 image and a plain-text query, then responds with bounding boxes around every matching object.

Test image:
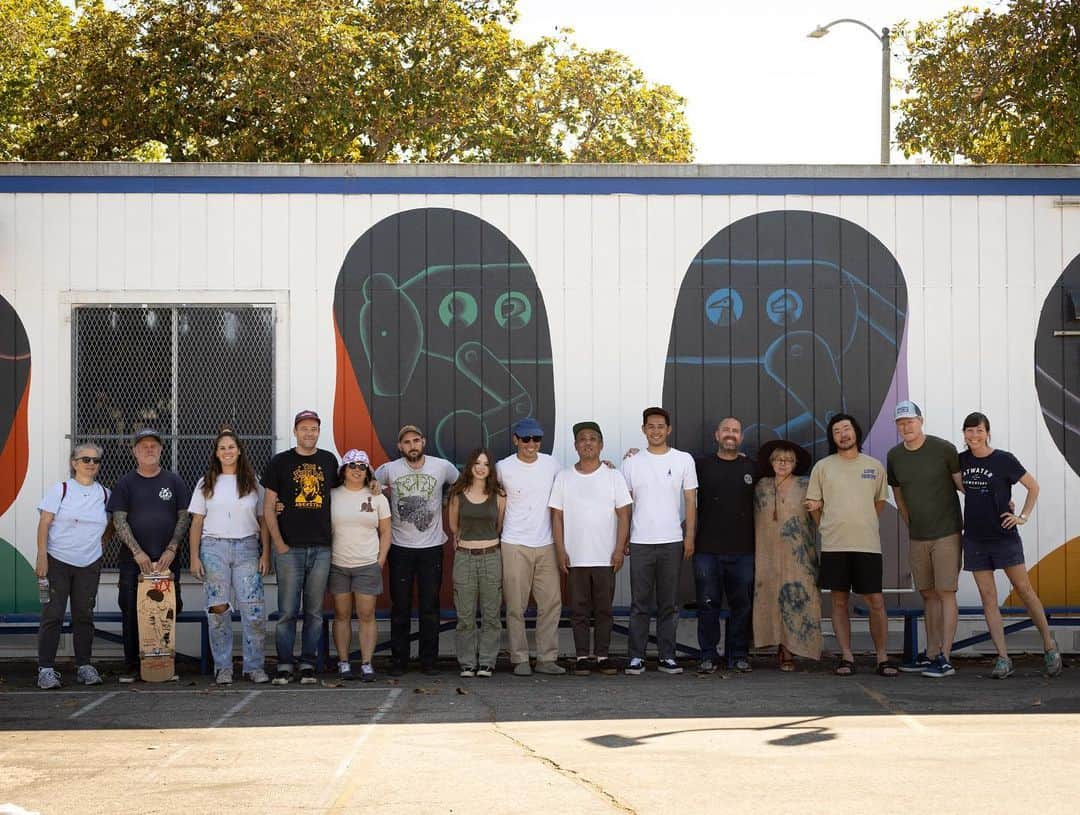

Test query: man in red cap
[262,410,339,685]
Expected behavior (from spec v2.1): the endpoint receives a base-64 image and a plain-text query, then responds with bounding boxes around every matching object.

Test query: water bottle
[38,577,50,605]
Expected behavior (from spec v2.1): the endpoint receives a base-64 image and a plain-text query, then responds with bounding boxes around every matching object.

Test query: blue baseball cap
[512,417,544,438]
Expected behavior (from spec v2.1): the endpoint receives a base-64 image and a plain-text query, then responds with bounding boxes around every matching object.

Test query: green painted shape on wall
[0,536,38,613]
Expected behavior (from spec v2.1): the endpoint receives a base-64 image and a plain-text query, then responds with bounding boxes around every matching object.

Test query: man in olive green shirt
[886,401,964,678]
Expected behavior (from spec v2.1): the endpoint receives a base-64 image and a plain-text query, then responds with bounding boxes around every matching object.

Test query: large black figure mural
[663,211,908,461]
[333,208,555,468]
[0,294,33,611]
[1035,252,1080,477]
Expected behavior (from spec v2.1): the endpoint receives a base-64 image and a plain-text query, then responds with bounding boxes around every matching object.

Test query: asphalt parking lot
[1,654,1078,815]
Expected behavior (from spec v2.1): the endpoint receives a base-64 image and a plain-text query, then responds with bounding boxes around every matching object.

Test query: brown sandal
[778,646,796,672]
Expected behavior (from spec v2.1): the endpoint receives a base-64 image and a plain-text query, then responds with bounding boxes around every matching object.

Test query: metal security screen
[72,305,276,567]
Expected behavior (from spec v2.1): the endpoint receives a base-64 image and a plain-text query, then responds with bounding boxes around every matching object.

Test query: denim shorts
[963,538,1025,572]
[329,562,383,596]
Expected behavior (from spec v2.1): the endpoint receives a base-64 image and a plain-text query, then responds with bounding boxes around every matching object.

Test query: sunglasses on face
[76,457,102,464]
[346,462,367,470]
[518,436,543,444]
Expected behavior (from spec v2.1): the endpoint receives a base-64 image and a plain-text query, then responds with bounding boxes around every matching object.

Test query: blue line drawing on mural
[664,210,908,465]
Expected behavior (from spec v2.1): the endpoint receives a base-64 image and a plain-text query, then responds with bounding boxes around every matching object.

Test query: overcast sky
[513,0,972,164]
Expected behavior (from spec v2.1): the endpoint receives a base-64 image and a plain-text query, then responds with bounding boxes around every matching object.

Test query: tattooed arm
[112,510,153,574]
[154,510,191,573]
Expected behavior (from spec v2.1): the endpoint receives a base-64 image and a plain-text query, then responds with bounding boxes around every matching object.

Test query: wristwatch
[1018,513,1028,522]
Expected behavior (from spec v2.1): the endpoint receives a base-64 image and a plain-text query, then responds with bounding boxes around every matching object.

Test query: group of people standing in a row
[33,400,1062,690]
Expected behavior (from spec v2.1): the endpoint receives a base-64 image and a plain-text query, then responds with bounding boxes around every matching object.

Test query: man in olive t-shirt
[887,401,964,678]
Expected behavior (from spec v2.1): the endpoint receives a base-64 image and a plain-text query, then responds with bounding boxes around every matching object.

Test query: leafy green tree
[0,0,70,159]
[896,0,1080,163]
[11,0,692,162]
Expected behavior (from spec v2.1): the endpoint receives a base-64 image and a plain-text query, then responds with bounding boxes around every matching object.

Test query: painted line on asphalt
[322,688,403,815]
[856,682,928,731]
[69,691,119,720]
[209,690,259,729]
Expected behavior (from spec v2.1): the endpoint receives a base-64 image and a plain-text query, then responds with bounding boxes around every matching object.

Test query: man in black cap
[550,421,632,675]
[262,410,339,684]
[107,428,191,683]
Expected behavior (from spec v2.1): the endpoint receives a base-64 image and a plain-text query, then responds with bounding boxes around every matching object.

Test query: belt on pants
[455,544,501,555]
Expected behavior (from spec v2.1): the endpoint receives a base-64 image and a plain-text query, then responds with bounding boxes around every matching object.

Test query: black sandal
[876,660,900,677]
[834,659,856,676]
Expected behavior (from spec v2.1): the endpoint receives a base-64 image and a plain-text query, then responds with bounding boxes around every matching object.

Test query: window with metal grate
[72,305,276,568]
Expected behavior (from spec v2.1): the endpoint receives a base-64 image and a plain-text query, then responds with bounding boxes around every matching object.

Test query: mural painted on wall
[663,210,913,592]
[333,208,555,469]
[0,294,33,612]
[1029,250,1080,605]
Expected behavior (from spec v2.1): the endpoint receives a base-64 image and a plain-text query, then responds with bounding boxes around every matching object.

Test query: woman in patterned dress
[752,440,821,669]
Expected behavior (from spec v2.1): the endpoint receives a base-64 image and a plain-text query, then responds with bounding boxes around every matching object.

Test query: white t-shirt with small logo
[621,448,699,544]
[188,475,264,539]
[497,453,561,547]
[548,466,633,566]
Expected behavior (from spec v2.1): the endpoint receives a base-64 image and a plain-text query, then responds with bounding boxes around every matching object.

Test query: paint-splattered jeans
[201,535,266,673]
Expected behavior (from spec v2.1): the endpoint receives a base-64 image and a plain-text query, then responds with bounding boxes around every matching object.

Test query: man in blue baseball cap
[497,417,565,675]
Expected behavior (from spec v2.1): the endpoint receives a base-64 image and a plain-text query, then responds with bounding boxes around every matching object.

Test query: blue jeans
[274,546,331,670]
[202,536,266,673]
[693,552,754,663]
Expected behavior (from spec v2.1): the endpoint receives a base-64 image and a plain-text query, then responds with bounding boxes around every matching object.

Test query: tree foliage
[3,0,692,162]
[896,0,1080,163]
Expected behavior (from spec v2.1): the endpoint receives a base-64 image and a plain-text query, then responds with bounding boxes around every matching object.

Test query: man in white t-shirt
[550,421,632,676]
[620,406,698,675]
[497,416,565,676]
[374,425,460,676]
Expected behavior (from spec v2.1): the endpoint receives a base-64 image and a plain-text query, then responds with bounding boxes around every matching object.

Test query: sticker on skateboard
[137,572,176,682]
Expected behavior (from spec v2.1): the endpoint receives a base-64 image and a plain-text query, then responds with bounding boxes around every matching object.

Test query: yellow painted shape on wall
[1007,537,1080,607]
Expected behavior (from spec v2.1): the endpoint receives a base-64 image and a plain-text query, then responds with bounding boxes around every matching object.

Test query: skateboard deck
[137,572,176,682]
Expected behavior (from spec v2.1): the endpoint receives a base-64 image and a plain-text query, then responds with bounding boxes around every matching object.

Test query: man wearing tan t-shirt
[805,413,896,677]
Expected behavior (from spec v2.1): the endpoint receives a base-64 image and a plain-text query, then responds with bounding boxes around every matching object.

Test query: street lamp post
[808,19,891,165]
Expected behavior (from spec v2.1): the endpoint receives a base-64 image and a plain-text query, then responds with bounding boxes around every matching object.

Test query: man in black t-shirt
[694,417,760,673]
[107,428,191,683]
[261,410,339,684]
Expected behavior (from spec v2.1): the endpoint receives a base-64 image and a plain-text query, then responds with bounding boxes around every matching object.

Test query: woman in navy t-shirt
[959,412,1061,679]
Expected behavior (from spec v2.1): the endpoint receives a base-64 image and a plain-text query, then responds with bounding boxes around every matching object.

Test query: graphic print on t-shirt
[392,471,439,531]
[293,463,327,508]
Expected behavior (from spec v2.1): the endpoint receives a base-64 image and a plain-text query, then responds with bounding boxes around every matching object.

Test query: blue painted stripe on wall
[2,175,1080,196]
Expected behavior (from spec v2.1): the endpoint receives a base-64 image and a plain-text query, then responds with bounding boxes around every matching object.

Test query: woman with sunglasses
[35,443,111,689]
[330,449,391,681]
[189,427,271,685]
[752,440,821,671]
[447,447,506,678]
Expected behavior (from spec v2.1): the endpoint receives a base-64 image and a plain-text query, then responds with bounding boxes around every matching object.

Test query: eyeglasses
[346,462,367,470]
[76,457,102,464]
[517,436,543,444]
[772,458,796,465]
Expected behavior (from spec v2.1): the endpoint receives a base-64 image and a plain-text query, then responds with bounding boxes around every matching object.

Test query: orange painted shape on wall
[333,327,389,468]
[1007,537,1080,607]
[0,372,30,516]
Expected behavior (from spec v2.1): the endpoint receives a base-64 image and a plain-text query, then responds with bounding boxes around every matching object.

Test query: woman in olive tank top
[448,448,506,678]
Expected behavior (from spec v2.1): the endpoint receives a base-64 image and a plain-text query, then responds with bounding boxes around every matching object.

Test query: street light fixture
[808,18,892,165]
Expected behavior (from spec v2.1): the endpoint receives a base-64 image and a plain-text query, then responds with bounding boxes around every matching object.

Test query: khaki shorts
[909,534,961,591]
